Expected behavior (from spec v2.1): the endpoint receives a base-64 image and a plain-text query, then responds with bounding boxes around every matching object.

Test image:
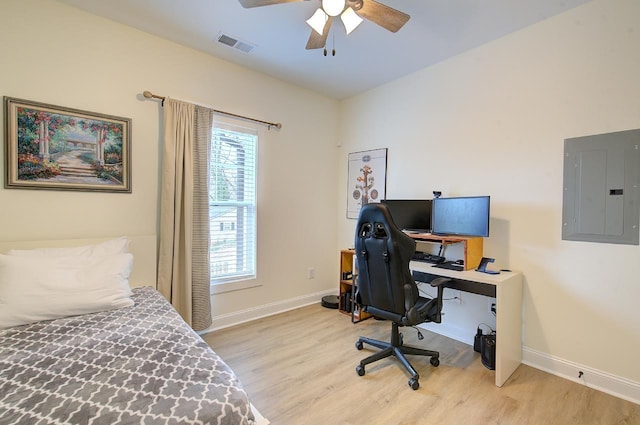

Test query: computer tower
[481,334,496,370]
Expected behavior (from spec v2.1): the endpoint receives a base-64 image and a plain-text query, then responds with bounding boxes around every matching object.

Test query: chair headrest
[357,203,399,237]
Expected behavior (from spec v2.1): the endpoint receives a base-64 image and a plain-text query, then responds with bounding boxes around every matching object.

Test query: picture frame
[3,97,131,193]
[347,148,387,219]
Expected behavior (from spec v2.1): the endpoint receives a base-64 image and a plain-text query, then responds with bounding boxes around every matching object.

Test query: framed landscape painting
[3,97,131,193]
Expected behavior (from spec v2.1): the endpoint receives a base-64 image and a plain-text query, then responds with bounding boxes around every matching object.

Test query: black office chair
[353,203,450,390]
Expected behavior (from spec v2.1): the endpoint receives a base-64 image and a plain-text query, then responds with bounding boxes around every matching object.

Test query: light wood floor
[204,303,639,425]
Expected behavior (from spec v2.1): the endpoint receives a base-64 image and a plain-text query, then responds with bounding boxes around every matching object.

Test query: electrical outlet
[307,268,315,279]
[452,290,461,304]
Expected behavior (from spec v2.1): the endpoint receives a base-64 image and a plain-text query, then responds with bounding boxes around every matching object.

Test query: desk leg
[495,275,523,386]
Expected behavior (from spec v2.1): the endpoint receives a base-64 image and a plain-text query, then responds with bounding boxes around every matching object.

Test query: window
[209,120,257,286]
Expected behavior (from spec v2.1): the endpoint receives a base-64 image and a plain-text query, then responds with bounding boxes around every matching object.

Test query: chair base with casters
[355,321,440,390]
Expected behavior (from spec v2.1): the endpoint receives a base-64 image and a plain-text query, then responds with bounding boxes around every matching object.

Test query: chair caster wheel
[356,365,365,376]
[430,357,440,367]
[355,341,363,350]
[409,378,419,390]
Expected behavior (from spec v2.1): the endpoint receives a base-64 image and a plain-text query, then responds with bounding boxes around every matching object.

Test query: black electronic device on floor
[321,295,339,309]
[474,326,496,370]
[481,335,496,370]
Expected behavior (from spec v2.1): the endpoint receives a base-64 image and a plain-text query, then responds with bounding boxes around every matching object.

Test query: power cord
[411,326,424,340]
[477,322,495,335]
[474,322,496,354]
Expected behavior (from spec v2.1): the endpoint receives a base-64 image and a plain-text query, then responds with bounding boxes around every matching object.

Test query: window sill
[210,278,261,295]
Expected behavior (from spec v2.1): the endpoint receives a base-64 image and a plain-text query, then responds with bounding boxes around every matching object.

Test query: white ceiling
[56,0,591,99]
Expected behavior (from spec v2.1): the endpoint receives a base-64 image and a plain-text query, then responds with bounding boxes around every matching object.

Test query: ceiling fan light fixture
[322,0,345,17]
[341,7,363,35]
[306,8,328,35]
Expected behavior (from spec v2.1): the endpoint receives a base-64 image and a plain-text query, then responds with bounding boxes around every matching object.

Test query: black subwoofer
[481,334,496,370]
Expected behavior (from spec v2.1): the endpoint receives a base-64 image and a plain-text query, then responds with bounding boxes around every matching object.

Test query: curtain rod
[142,91,282,130]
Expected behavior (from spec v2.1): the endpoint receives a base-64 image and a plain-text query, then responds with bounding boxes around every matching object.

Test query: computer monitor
[431,196,490,237]
[381,199,432,233]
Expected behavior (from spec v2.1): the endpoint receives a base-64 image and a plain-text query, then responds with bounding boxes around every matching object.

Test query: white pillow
[8,237,130,259]
[0,253,134,329]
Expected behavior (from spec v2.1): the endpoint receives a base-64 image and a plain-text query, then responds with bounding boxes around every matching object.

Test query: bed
[0,236,261,425]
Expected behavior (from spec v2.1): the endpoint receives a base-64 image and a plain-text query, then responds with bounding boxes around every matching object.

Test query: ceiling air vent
[217,32,256,53]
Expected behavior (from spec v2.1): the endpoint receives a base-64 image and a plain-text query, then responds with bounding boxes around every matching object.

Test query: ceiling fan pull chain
[332,32,336,56]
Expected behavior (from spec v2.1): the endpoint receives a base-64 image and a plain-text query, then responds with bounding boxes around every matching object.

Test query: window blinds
[209,121,258,284]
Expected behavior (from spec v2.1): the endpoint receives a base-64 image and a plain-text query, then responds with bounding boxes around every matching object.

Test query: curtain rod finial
[143,91,153,99]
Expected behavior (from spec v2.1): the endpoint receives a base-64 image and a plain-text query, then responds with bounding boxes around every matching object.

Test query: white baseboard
[200,289,337,334]
[250,403,270,425]
[523,346,640,405]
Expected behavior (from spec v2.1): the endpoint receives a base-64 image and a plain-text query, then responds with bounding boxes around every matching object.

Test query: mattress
[0,286,255,425]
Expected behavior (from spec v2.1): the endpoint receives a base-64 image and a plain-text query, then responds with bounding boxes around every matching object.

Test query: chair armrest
[404,283,413,313]
[404,282,419,325]
[429,277,450,288]
[429,277,451,323]
[405,277,452,325]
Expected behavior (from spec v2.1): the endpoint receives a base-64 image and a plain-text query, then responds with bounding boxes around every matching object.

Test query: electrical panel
[562,129,640,245]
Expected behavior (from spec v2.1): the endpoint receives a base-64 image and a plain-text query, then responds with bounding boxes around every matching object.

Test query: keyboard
[412,252,445,264]
[403,229,431,234]
[433,261,464,271]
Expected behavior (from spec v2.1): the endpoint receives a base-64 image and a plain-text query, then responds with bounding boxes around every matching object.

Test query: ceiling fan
[238,0,410,50]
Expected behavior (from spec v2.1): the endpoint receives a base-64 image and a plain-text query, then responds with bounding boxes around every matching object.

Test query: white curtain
[157,98,213,331]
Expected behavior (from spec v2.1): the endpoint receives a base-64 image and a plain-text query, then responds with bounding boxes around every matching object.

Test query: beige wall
[338,0,640,384]
[0,0,339,317]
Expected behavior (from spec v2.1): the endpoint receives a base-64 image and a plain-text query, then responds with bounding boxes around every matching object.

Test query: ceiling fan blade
[306,16,333,49]
[351,0,410,33]
[238,0,305,8]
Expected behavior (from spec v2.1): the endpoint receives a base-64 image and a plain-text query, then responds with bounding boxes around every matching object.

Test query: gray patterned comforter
[0,286,255,425]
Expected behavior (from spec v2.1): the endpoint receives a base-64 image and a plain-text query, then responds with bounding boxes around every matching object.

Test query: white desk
[410,261,523,387]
